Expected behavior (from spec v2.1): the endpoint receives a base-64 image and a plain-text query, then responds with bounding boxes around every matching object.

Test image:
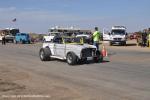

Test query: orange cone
[101,45,108,57]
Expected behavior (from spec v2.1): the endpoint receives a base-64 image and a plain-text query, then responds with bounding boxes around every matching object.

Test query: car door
[55,44,65,57]
[54,37,65,58]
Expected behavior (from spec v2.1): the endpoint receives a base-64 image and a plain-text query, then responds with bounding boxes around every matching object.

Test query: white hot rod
[39,36,103,65]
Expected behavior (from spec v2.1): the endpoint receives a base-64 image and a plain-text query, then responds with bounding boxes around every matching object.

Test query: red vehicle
[129,34,134,40]
[133,33,137,39]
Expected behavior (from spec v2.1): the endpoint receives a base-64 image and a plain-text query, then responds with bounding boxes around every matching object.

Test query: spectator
[93,27,101,50]
[141,32,147,47]
[2,35,6,45]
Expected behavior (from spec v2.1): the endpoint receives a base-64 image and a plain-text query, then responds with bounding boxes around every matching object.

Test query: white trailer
[102,28,111,41]
[43,26,91,42]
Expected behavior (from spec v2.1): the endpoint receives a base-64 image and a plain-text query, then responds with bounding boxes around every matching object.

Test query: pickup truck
[5,35,15,43]
[15,33,31,44]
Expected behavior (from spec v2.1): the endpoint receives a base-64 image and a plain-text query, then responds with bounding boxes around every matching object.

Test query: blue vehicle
[15,33,31,44]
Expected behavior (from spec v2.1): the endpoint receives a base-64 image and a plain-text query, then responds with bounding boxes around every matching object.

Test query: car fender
[65,45,82,59]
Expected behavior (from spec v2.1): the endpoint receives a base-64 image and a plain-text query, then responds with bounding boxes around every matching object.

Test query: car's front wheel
[122,41,126,46]
[39,48,51,61]
[66,52,77,65]
[109,41,113,46]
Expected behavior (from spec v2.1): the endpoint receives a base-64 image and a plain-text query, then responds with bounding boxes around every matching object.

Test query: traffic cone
[101,45,108,57]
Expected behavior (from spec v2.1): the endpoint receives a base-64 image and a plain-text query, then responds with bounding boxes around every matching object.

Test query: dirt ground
[0,40,150,100]
[0,63,85,100]
[0,44,85,100]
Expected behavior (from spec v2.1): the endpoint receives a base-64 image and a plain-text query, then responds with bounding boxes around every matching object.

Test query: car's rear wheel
[39,48,51,61]
[66,52,77,65]
[147,41,149,47]
[22,40,25,44]
[15,40,18,44]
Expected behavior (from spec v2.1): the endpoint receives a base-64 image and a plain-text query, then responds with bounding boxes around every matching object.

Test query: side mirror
[108,33,111,35]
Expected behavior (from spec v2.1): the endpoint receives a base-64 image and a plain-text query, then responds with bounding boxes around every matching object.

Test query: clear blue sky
[0,0,150,33]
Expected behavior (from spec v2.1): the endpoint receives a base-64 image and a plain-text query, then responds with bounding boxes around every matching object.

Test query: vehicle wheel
[15,40,18,44]
[28,41,31,44]
[66,52,77,65]
[147,41,149,47]
[124,42,126,46]
[22,40,25,44]
[94,50,103,63]
[13,39,15,43]
[122,42,126,46]
[21,40,23,44]
[39,48,51,61]
[109,42,112,46]
[79,58,87,64]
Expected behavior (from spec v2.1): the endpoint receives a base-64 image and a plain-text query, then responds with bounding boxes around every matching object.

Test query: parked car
[39,36,103,65]
[5,35,15,43]
[15,33,31,44]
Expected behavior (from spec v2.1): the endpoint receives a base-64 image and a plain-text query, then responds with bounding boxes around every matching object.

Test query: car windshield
[21,33,26,36]
[111,30,125,35]
[63,37,83,44]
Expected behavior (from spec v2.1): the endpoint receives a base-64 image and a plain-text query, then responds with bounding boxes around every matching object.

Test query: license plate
[87,57,93,60]
[115,42,120,44]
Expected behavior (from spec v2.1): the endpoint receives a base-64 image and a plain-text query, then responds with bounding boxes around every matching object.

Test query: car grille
[114,38,122,41]
[81,48,96,58]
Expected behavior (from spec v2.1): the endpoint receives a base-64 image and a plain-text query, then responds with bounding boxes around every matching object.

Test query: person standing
[93,27,101,50]
[141,32,147,47]
[2,35,6,45]
[148,33,150,47]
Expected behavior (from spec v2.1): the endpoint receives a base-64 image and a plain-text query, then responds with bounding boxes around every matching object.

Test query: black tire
[21,40,23,44]
[39,48,51,61]
[13,39,15,43]
[122,41,126,46]
[124,42,126,46]
[109,41,112,46]
[79,58,87,64]
[94,50,103,63]
[15,41,18,44]
[22,40,26,44]
[66,52,77,65]
[28,41,31,44]
[147,41,149,47]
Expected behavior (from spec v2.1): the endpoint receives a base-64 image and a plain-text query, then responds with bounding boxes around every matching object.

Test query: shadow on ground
[111,43,137,46]
[46,59,110,66]
[126,43,137,46]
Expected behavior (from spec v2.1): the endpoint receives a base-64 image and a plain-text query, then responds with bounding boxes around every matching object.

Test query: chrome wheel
[40,50,44,60]
[67,54,72,64]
